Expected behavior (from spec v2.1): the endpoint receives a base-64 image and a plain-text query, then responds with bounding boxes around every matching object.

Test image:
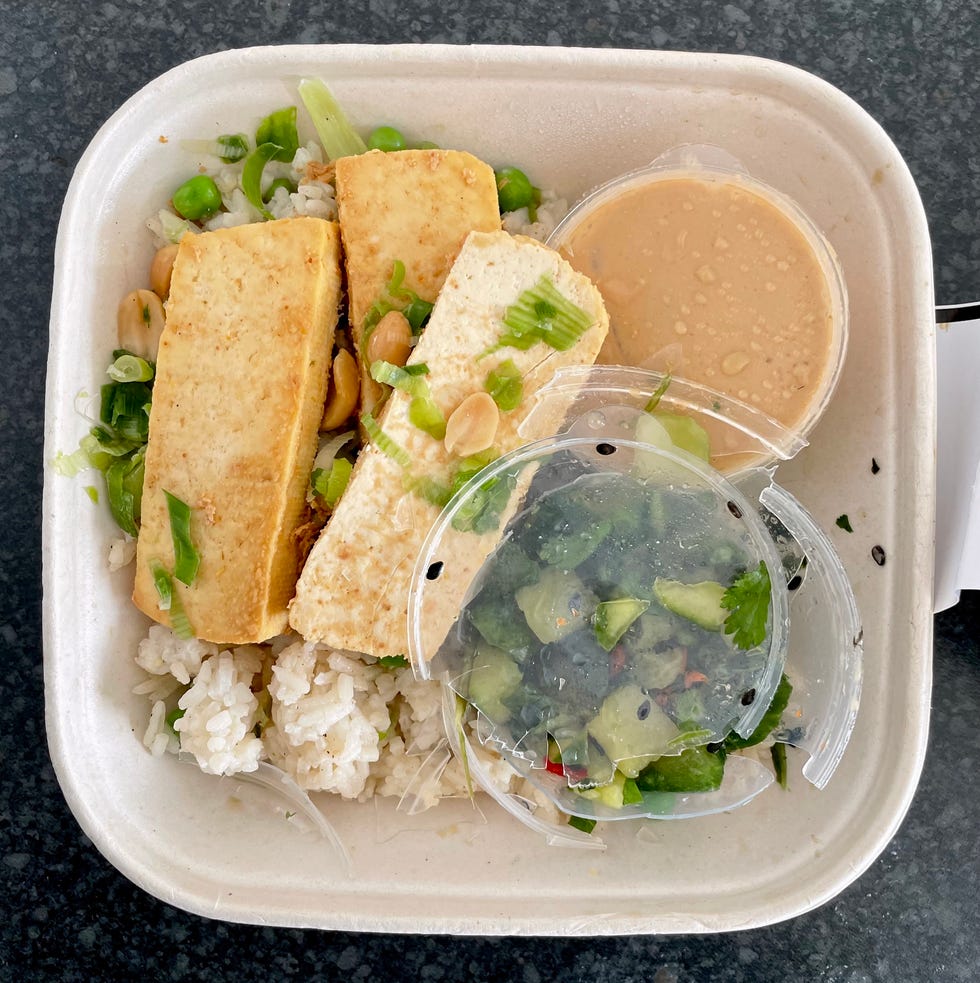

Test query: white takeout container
[42,44,935,935]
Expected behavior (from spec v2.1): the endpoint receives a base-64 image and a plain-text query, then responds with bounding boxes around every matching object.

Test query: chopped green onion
[403,475,452,509]
[378,654,409,669]
[107,354,154,384]
[104,448,145,537]
[370,360,427,395]
[216,133,249,163]
[241,142,283,220]
[84,485,99,504]
[484,359,523,412]
[361,412,411,469]
[643,372,672,413]
[496,275,593,353]
[567,815,597,834]
[164,490,200,586]
[454,694,474,799]
[150,560,173,612]
[451,467,516,534]
[401,297,434,335]
[449,448,499,496]
[371,360,446,439]
[312,456,353,508]
[150,561,194,639]
[297,78,368,160]
[255,106,299,162]
[408,396,446,440]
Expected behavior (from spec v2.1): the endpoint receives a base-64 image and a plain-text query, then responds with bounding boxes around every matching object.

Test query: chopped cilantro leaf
[720,561,771,650]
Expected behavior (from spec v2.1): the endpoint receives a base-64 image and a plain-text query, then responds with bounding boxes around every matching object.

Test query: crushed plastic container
[409,367,862,844]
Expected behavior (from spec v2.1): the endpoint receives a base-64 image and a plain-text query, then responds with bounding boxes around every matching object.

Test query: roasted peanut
[444,392,500,457]
[366,310,412,368]
[149,243,179,299]
[117,289,166,361]
[320,348,360,430]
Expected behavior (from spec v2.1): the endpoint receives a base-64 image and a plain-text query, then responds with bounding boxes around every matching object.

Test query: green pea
[367,126,407,152]
[263,177,298,202]
[494,166,535,214]
[172,175,222,221]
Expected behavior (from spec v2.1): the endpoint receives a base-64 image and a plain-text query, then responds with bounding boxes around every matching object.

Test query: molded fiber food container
[42,44,935,935]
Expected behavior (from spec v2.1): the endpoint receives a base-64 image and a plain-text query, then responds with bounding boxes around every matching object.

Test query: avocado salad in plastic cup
[408,367,862,845]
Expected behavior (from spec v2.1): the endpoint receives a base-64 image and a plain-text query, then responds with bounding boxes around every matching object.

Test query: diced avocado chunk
[587,684,681,778]
[635,744,726,793]
[653,577,727,631]
[516,568,597,644]
[593,597,650,652]
[466,646,523,723]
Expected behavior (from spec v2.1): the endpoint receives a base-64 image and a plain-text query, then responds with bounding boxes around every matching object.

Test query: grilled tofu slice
[288,230,609,658]
[132,217,342,644]
[335,148,500,416]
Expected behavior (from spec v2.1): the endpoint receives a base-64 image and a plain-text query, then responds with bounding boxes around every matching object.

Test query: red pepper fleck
[685,670,708,688]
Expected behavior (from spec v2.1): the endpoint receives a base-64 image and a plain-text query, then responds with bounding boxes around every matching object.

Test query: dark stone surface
[2,1,978,979]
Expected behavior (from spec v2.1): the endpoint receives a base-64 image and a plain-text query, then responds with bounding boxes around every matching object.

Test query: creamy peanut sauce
[557,176,835,437]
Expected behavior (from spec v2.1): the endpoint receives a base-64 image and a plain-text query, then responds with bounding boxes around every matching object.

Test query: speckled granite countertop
[2,2,978,980]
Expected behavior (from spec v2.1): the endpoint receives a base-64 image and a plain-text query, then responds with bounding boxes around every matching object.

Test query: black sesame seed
[740,688,756,706]
[871,458,880,475]
[425,561,444,580]
[727,500,743,519]
[787,574,803,591]
[637,699,651,721]
[596,442,617,456]
[871,545,886,567]
[706,742,723,754]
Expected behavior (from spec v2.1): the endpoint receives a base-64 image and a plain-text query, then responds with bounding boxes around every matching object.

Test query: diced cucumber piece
[653,577,727,631]
[635,744,726,793]
[516,568,597,644]
[587,684,680,777]
[593,597,650,651]
[466,646,523,723]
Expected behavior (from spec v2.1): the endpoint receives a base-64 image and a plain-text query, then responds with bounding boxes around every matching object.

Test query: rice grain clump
[146,143,337,247]
[175,646,265,776]
[502,191,568,242]
[264,641,391,799]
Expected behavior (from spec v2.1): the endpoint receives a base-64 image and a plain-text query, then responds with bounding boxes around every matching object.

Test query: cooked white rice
[134,626,521,811]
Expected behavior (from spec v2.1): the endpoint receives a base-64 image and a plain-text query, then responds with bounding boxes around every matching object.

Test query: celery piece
[298,78,368,161]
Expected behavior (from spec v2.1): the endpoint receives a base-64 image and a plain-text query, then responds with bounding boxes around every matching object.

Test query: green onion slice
[484,359,523,412]
[242,142,283,220]
[297,78,368,160]
[163,490,200,586]
[216,133,249,163]
[643,372,672,413]
[496,275,593,353]
[361,412,411,469]
[150,561,194,639]
[107,354,154,384]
